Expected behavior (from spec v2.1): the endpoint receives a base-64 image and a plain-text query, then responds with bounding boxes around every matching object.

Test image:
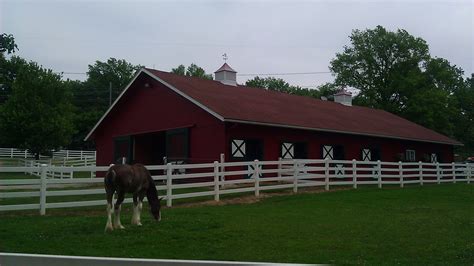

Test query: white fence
[0,148,96,160]
[0,159,472,215]
[20,158,96,179]
[0,253,309,266]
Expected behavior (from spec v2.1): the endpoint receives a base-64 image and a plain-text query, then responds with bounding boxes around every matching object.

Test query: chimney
[215,63,237,86]
[334,88,352,106]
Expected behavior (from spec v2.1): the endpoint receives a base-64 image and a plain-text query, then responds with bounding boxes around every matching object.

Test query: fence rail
[0,148,96,160]
[0,159,472,214]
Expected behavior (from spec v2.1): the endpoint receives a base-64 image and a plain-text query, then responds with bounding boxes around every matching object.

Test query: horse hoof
[137,223,142,226]
[105,225,114,232]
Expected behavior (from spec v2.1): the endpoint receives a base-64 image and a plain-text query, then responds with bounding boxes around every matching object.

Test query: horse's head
[151,197,163,221]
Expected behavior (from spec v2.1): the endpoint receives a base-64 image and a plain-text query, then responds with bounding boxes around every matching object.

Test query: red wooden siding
[225,123,453,162]
[94,74,225,166]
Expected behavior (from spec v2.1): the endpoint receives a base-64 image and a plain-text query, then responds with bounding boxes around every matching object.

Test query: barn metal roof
[85,68,461,146]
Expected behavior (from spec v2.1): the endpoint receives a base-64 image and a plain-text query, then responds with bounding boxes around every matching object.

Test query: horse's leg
[137,193,145,226]
[131,194,139,225]
[113,191,125,229]
[105,190,114,232]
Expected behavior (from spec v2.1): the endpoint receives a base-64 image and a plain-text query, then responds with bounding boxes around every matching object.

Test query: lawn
[0,184,473,265]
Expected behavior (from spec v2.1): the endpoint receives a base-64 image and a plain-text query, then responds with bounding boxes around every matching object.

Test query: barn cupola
[334,89,352,106]
[215,63,237,86]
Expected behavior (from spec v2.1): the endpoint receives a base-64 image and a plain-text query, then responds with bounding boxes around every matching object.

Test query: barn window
[362,148,371,161]
[405,149,416,162]
[231,139,263,160]
[430,153,437,163]
[231,139,246,158]
[281,142,307,159]
[362,148,381,161]
[322,145,344,160]
[322,145,333,160]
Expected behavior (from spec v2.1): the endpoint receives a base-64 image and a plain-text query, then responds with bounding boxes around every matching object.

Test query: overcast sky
[1,0,473,88]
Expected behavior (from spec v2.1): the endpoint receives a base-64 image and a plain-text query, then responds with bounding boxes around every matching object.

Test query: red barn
[85,63,461,166]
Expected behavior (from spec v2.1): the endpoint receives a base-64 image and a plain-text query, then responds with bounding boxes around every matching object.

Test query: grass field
[0,184,473,265]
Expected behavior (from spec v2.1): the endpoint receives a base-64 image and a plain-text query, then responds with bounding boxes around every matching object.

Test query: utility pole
[109,81,112,106]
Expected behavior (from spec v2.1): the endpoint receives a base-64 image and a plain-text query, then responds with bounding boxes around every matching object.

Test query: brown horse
[104,163,162,231]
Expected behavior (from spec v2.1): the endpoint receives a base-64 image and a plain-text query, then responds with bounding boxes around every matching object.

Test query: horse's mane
[144,169,159,206]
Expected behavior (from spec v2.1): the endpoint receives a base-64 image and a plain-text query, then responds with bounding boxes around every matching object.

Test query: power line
[237,71,331,76]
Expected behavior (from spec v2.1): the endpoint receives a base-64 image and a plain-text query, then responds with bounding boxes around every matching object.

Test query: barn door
[113,136,133,164]
[166,128,189,163]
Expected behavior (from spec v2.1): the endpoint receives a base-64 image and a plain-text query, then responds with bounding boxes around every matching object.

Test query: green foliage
[0,56,28,104]
[66,58,142,148]
[171,63,213,80]
[0,33,18,57]
[245,77,337,99]
[330,25,473,157]
[0,61,74,157]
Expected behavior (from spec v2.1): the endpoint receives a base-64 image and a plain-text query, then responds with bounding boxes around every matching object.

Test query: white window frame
[406,149,416,162]
[362,148,371,161]
[231,139,246,158]
[281,142,294,159]
[323,145,334,160]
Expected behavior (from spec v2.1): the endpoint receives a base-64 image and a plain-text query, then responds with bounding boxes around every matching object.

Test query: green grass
[0,184,473,265]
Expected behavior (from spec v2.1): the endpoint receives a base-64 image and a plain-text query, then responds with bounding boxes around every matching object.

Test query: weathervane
[222,53,228,62]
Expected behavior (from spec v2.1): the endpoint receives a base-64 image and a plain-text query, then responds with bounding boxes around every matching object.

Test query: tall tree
[0,34,21,104]
[0,61,74,158]
[0,33,18,57]
[171,63,213,80]
[330,25,430,114]
[69,58,142,148]
[329,25,471,148]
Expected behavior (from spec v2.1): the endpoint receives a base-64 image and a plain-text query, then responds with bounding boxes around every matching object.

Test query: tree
[0,34,21,104]
[171,63,213,80]
[68,58,142,149]
[245,77,337,99]
[329,25,472,155]
[0,61,74,158]
[0,33,18,57]
[330,25,430,114]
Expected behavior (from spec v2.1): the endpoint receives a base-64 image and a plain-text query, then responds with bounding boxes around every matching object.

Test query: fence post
[278,157,282,179]
[452,162,456,183]
[220,153,225,188]
[419,161,423,186]
[213,161,220,202]
[468,163,471,184]
[399,161,403,188]
[325,159,330,191]
[39,164,48,215]
[436,162,441,184]
[166,163,172,207]
[377,160,382,188]
[254,160,260,197]
[24,150,27,158]
[293,161,298,193]
[352,159,357,189]
[10,148,13,158]
[66,150,69,160]
[80,150,84,160]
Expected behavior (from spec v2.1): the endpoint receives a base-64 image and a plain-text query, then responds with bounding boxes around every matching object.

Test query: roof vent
[215,63,237,86]
[334,89,352,106]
